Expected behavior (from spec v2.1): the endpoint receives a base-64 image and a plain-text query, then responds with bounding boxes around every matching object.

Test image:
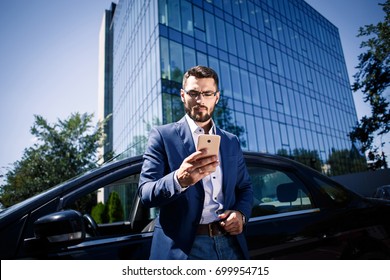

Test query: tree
[214,96,247,147]
[349,0,390,168]
[0,112,106,207]
[277,148,322,172]
[91,202,107,224]
[90,191,124,224]
[327,148,367,176]
[105,191,124,223]
[125,117,162,158]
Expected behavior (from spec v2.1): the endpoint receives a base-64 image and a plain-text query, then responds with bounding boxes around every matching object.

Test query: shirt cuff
[173,170,188,193]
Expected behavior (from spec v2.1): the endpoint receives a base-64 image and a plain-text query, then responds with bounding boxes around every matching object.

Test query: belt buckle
[208,222,224,237]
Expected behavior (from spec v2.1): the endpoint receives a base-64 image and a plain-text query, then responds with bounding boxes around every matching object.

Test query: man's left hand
[218,210,244,235]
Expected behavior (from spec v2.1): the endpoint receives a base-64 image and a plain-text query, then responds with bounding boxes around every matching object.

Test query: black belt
[196,221,226,237]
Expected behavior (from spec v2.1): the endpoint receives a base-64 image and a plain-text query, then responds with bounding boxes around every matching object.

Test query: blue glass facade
[112,0,161,156]
[98,4,116,162]
[110,0,360,172]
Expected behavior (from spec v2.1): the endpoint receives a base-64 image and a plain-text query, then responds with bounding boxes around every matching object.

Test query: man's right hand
[176,149,219,188]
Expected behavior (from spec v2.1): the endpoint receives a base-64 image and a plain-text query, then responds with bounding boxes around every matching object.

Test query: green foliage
[0,113,106,207]
[125,117,162,158]
[291,148,322,172]
[327,148,367,176]
[162,80,185,124]
[278,147,368,176]
[214,97,247,147]
[349,0,390,168]
[130,135,149,157]
[71,192,98,216]
[90,192,124,224]
[277,148,322,172]
[171,67,183,83]
[106,191,124,223]
[367,150,388,170]
[91,202,108,224]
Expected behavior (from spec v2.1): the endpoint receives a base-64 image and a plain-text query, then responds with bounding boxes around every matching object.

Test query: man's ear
[180,89,185,102]
[215,91,220,104]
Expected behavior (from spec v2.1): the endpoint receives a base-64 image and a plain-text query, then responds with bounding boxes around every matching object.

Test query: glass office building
[105,0,361,173]
[98,3,116,163]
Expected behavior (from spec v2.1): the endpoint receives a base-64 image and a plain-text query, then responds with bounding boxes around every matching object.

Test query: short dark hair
[182,65,219,90]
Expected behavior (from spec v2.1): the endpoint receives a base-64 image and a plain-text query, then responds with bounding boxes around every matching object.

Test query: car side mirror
[33,209,86,245]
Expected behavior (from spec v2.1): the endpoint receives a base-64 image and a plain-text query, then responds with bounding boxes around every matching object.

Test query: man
[138,65,253,259]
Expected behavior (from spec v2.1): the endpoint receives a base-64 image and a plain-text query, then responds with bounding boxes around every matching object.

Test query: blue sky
[0,0,113,179]
[0,0,386,180]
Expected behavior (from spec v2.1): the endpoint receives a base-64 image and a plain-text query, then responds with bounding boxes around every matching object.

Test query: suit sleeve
[234,145,253,220]
[232,137,254,220]
[138,127,183,208]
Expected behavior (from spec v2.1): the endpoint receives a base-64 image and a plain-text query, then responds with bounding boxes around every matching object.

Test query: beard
[184,103,214,123]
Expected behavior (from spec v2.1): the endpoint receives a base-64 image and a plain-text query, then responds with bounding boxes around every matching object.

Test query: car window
[68,173,158,236]
[247,165,314,218]
[313,177,351,205]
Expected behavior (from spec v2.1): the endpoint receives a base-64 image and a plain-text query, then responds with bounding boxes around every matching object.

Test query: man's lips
[194,106,208,111]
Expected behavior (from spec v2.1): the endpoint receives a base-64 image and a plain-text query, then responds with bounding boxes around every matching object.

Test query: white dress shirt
[174,114,224,224]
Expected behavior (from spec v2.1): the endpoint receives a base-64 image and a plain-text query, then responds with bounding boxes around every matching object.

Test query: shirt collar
[185,114,216,135]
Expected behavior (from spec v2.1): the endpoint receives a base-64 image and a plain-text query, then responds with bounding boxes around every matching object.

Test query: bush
[90,191,124,224]
[106,191,124,223]
[91,202,107,224]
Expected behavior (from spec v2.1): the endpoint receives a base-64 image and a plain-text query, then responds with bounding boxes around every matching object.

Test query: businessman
[138,65,253,259]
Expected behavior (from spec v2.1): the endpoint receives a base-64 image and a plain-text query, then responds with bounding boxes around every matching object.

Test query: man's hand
[218,210,244,235]
[176,149,219,188]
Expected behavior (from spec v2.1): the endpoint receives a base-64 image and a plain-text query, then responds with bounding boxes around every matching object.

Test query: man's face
[181,76,220,124]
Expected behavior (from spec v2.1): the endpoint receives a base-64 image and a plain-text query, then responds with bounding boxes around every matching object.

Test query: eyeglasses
[182,89,218,99]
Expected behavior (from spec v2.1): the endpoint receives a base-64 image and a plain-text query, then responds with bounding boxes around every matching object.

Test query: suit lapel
[216,128,228,193]
[176,116,205,193]
[175,116,196,157]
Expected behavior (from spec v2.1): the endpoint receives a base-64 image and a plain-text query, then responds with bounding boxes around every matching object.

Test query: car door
[19,160,155,259]
[245,162,345,259]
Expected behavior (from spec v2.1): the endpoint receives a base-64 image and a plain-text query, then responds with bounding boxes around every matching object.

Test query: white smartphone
[197,134,221,156]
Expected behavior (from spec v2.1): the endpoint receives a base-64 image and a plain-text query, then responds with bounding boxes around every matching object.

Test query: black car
[373,185,390,200]
[1,152,390,259]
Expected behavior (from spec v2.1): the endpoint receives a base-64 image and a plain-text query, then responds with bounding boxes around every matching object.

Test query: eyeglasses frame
[182,89,219,99]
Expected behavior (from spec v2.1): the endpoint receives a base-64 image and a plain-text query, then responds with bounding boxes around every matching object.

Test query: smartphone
[197,134,221,157]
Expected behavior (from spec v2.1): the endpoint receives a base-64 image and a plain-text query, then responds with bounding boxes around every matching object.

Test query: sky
[0,0,114,180]
[0,0,387,182]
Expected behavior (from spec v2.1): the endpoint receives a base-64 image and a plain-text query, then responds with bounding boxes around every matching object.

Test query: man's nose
[196,97,205,105]
[195,94,206,102]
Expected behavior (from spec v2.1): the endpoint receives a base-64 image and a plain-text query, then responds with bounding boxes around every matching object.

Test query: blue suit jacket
[138,116,253,259]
